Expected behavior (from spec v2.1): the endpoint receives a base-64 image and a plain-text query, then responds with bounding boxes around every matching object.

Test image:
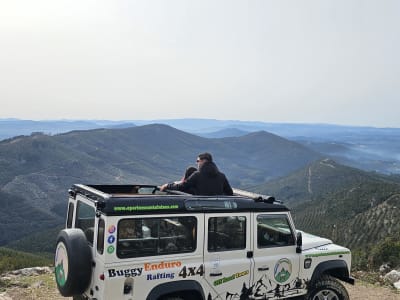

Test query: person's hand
[160,184,168,191]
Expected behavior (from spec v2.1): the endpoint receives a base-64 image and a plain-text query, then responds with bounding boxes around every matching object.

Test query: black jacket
[168,161,233,196]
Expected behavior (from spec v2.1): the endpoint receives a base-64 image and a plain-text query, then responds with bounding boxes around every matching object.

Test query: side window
[117,217,197,258]
[66,202,74,228]
[208,216,246,252]
[75,201,96,245]
[257,215,295,248]
[97,218,105,254]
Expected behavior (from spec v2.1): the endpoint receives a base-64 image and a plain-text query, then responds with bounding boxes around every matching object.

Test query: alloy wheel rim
[312,289,339,300]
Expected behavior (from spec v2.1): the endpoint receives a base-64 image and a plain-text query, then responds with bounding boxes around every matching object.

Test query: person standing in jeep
[161,152,233,196]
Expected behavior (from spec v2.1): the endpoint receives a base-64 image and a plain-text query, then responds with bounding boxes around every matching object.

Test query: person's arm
[161,172,198,192]
[173,172,198,192]
[160,182,179,191]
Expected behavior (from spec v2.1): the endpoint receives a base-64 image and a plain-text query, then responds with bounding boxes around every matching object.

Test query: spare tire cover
[55,228,92,297]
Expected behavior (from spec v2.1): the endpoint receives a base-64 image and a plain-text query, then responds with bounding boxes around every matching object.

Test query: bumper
[342,276,355,285]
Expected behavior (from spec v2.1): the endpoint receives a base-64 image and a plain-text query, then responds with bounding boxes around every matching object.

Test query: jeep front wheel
[54,228,92,297]
[307,275,349,300]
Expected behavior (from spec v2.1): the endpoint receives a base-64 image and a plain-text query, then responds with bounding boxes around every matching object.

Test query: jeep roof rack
[69,184,288,215]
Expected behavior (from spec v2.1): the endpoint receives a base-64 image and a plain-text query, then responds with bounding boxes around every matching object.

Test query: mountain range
[0,124,319,246]
[1,122,399,261]
[2,118,400,175]
[253,159,400,250]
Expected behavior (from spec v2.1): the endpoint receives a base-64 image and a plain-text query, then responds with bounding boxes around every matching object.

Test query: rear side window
[117,217,197,258]
[97,219,105,254]
[75,201,96,245]
[66,202,74,228]
[208,216,246,251]
[257,214,295,248]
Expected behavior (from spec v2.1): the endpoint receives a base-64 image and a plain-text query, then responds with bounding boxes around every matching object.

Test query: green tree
[370,237,400,269]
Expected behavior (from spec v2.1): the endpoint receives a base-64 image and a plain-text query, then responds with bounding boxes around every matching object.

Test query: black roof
[69,184,289,216]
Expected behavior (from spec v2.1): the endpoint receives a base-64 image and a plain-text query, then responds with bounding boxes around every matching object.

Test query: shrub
[370,237,400,269]
[0,247,51,275]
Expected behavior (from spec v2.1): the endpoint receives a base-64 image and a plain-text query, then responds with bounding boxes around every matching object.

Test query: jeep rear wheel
[55,229,92,297]
[307,275,349,300]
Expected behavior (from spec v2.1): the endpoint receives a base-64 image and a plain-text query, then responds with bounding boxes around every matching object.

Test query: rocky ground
[345,282,400,300]
[0,267,68,300]
[0,267,399,300]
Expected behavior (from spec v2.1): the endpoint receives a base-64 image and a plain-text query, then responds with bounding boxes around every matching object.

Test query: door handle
[209,272,223,277]
[258,266,269,271]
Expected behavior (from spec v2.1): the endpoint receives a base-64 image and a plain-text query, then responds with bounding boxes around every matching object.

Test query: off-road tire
[54,228,92,297]
[306,275,349,300]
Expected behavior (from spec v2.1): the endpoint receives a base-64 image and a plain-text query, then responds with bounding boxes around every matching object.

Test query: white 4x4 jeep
[55,184,354,300]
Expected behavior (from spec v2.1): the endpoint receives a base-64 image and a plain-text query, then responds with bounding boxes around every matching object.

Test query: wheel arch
[310,260,354,285]
[146,280,205,300]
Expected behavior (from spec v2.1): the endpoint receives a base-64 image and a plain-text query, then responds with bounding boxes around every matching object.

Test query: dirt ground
[345,282,400,300]
[0,274,399,300]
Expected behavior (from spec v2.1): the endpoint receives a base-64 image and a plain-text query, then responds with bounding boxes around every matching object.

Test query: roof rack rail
[163,189,192,196]
[232,188,280,204]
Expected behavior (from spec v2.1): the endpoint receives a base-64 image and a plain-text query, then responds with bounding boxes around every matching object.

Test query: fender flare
[310,260,354,285]
[146,280,205,300]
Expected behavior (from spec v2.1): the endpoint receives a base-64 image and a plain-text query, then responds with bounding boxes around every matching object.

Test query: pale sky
[0,0,399,127]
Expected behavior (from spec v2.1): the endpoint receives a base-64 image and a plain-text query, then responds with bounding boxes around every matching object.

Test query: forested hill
[0,124,320,247]
[253,159,400,250]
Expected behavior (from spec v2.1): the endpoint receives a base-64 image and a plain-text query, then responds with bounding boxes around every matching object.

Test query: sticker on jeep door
[147,272,175,280]
[178,264,204,279]
[107,267,143,278]
[274,258,292,283]
[207,274,305,300]
[144,261,182,271]
[207,257,301,300]
[213,270,249,286]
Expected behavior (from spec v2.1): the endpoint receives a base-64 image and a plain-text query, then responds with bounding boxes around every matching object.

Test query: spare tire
[54,228,92,297]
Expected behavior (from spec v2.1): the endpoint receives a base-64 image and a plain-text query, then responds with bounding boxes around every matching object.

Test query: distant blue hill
[131,118,400,140]
[200,128,250,138]
[3,118,400,141]
[132,119,400,174]
[0,119,135,141]
[2,118,400,174]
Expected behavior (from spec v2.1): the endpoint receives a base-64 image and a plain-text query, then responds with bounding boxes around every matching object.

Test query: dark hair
[184,166,197,180]
[198,152,213,162]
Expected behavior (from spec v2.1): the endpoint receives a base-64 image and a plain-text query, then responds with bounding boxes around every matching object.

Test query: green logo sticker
[274,258,292,283]
[107,245,115,254]
[55,262,66,286]
[55,242,68,287]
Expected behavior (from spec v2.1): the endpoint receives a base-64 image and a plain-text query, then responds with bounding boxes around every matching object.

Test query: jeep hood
[298,230,332,250]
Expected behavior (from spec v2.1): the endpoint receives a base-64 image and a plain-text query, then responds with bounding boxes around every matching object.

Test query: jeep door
[203,213,253,300]
[252,212,302,299]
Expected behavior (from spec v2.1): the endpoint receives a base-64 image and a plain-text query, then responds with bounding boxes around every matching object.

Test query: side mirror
[296,232,302,253]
